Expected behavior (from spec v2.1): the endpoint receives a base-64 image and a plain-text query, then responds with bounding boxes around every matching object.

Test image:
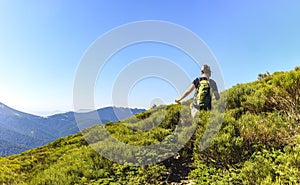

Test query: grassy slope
[0,68,299,185]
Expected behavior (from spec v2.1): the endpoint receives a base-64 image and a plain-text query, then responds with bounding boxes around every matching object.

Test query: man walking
[175,64,220,117]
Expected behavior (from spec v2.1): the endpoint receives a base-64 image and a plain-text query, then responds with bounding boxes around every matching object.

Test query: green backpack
[193,77,212,110]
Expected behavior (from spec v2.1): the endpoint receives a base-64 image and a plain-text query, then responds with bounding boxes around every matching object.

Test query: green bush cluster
[190,68,300,184]
[0,68,299,184]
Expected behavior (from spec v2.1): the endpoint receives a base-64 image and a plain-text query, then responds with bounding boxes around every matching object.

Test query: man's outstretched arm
[175,84,195,103]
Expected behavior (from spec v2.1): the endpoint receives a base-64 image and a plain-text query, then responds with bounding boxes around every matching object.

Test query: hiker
[175,64,220,117]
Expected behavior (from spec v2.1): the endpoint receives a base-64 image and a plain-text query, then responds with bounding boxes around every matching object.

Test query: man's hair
[201,64,211,77]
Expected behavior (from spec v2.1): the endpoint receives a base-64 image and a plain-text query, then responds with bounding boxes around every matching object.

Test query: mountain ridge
[0,103,145,156]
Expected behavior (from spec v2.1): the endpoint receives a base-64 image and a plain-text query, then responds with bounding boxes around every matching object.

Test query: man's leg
[191,106,199,118]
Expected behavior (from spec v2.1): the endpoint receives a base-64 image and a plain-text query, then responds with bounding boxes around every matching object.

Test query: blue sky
[0,0,299,115]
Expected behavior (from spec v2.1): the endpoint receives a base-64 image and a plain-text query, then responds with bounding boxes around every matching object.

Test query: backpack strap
[197,77,201,88]
[197,77,202,89]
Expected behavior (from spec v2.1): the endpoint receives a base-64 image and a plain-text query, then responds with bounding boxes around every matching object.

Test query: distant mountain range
[0,102,145,156]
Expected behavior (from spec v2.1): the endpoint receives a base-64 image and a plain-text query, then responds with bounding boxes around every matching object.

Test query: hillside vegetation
[0,67,299,184]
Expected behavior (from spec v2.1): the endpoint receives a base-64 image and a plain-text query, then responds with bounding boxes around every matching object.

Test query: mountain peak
[0,102,7,108]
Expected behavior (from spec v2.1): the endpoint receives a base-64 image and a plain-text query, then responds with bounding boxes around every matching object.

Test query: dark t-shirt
[192,77,220,107]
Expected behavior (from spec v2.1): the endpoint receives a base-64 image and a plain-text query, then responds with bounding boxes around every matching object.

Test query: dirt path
[162,152,195,185]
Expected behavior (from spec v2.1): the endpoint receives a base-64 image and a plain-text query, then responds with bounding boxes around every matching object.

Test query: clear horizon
[1,0,300,116]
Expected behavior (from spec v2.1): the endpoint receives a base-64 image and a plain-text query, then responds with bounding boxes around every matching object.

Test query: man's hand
[175,98,181,103]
